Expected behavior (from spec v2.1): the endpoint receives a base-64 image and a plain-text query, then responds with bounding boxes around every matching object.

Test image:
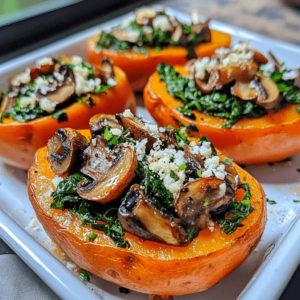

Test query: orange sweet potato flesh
[28,129,266,296]
[86,30,231,91]
[144,66,300,165]
[0,67,136,170]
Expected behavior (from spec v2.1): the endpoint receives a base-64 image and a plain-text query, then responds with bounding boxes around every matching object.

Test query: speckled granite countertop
[157,0,300,46]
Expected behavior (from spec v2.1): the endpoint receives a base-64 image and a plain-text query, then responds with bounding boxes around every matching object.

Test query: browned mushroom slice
[174,178,235,229]
[135,6,157,26]
[94,57,116,84]
[0,94,16,112]
[195,77,213,94]
[231,79,258,100]
[253,50,268,65]
[171,23,183,42]
[209,62,258,89]
[221,161,240,191]
[268,51,281,71]
[47,128,88,175]
[110,28,140,43]
[89,114,122,137]
[36,64,76,104]
[184,144,205,178]
[191,19,211,43]
[77,137,137,202]
[253,74,281,110]
[294,69,300,88]
[118,184,192,246]
[116,113,176,151]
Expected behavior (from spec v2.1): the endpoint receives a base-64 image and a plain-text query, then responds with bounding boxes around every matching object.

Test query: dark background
[1,0,300,299]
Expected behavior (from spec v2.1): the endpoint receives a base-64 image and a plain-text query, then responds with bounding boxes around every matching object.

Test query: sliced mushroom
[0,94,16,112]
[89,114,122,137]
[268,51,281,71]
[36,64,76,104]
[221,161,240,191]
[253,50,268,65]
[253,74,282,110]
[209,62,258,89]
[94,57,116,85]
[110,28,140,43]
[171,23,183,42]
[184,144,205,178]
[195,76,213,94]
[118,184,192,246]
[294,69,300,88]
[191,19,211,43]
[174,178,235,229]
[77,137,137,202]
[47,128,88,175]
[231,79,258,100]
[135,6,157,26]
[116,113,176,151]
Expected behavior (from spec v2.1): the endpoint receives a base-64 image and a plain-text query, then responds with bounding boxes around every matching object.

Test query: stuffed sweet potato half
[144,40,300,165]
[0,56,135,169]
[87,6,231,91]
[28,110,266,296]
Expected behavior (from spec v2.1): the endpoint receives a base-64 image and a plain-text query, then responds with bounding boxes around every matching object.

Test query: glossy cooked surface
[144,66,300,164]
[87,30,231,91]
[0,67,136,169]
[28,129,266,295]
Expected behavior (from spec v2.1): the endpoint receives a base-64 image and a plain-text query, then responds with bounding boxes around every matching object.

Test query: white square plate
[1,6,300,300]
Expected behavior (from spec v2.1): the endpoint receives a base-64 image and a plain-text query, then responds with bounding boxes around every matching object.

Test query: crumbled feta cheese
[12,68,31,86]
[35,76,49,87]
[194,57,210,80]
[143,123,159,138]
[39,97,57,113]
[52,176,63,188]
[233,40,251,52]
[36,57,53,67]
[53,71,64,82]
[134,138,148,161]
[72,55,83,65]
[152,15,172,32]
[191,9,201,24]
[19,93,37,108]
[218,183,226,197]
[123,109,134,118]
[207,220,215,232]
[107,77,117,86]
[111,128,122,137]
[260,61,275,77]
[121,15,134,28]
[222,51,254,66]
[135,6,156,19]
[214,47,230,56]
[202,156,226,180]
[143,26,153,36]
[28,215,40,231]
[282,69,299,81]
[127,30,140,42]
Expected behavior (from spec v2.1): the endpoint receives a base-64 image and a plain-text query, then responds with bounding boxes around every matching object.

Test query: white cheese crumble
[53,71,64,82]
[194,57,210,80]
[143,123,159,138]
[282,69,299,81]
[152,15,173,32]
[127,30,140,42]
[134,138,148,161]
[123,109,134,118]
[222,51,254,67]
[19,93,37,108]
[111,128,122,137]
[191,9,201,24]
[52,175,64,188]
[202,156,226,180]
[233,40,251,52]
[39,97,57,113]
[136,6,156,19]
[214,47,230,56]
[27,215,40,231]
[147,148,186,194]
[36,57,53,67]
[12,68,31,86]
[260,61,275,77]
[107,77,117,86]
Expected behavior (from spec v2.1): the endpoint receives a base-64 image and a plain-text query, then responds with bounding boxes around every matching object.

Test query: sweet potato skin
[28,130,266,296]
[0,67,136,170]
[86,30,231,91]
[144,66,300,165]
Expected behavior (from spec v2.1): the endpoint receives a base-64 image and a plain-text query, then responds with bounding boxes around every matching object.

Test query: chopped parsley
[97,21,205,58]
[170,170,179,182]
[204,198,209,207]
[197,170,202,177]
[157,63,267,128]
[224,158,233,165]
[186,123,198,132]
[79,269,90,282]
[293,200,300,203]
[211,183,254,234]
[51,173,128,248]
[267,199,277,205]
[178,163,187,170]
[88,231,98,242]
[101,126,132,150]
[51,111,68,123]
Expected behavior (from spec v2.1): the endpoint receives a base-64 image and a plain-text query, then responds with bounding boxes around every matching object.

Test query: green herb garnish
[88,231,98,242]
[293,200,300,203]
[267,199,277,205]
[224,158,233,165]
[157,63,267,128]
[79,269,90,282]
[51,111,68,123]
[197,170,202,177]
[187,228,199,238]
[186,124,198,132]
[178,163,187,171]
[204,198,209,207]
[170,170,179,182]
